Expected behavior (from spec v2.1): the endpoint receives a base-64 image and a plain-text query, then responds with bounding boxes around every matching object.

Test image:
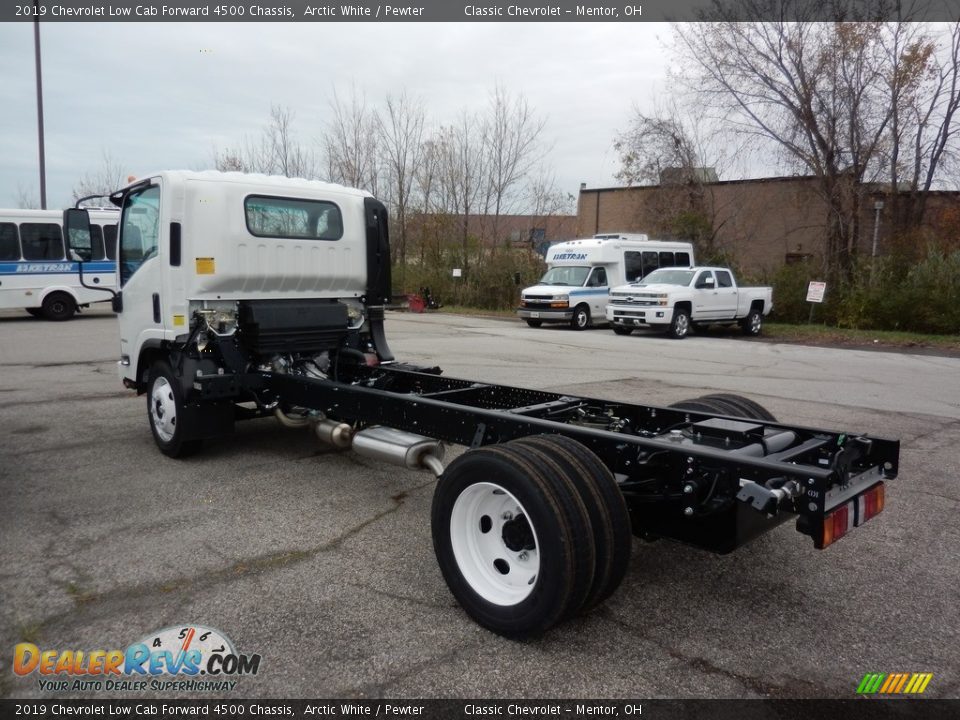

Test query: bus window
[20,223,64,261]
[624,251,643,282]
[675,252,691,267]
[104,224,117,260]
[90,225,106,260]
[659,251,675,267]
[642,251,659,277]
[0,223,19,260]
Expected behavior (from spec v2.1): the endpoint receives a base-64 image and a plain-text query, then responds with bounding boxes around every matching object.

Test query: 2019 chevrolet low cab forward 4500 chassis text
[64,171,899,638]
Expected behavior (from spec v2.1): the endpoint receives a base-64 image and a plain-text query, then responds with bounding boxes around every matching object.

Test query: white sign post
[806,281,826,323]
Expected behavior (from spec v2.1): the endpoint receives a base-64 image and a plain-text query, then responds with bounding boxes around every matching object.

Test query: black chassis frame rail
[233,365,898,554]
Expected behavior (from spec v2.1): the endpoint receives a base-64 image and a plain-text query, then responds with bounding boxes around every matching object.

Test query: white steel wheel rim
[576,309,588,327]
[150,376,177,442]
[450,481,540,606]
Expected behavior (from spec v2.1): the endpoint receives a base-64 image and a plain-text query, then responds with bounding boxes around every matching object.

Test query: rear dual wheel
[669,393,777,422]
[432,437,630,638]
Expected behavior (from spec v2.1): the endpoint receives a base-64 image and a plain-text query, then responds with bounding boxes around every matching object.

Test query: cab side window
[716,270,733,288]
[588,267,607,287]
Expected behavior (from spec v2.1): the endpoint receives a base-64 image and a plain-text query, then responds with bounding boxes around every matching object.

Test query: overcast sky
[0,22,673,209]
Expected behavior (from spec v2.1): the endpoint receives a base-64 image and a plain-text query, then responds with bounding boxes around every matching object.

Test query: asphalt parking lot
[1,306,959,699]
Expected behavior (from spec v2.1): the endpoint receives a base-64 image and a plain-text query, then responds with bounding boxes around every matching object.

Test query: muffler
[351,426,445,476]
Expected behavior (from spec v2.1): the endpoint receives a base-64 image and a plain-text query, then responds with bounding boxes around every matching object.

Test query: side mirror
[63,208,93,262]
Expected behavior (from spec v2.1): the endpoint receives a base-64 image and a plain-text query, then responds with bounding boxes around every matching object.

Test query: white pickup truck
[605,266,773,339]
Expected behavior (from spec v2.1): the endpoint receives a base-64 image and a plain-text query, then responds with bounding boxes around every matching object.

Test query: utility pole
[33,0,47,209]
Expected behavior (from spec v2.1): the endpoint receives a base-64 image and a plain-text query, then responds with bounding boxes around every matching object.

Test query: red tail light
[818,483,885,549]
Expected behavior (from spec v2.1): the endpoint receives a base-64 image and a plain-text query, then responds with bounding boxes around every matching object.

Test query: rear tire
[612,324,633,336]
[41,292,76,321]
[698,393,777,422]
[147,360,202,458]
[431,441,595,638]
[742,309,763,336]
[525,319,543,328]
[515,435,631,612]
[570,304,590,331]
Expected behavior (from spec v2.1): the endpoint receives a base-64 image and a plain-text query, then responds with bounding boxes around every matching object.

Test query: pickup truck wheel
[668,308,690,339]
[612,324,633,336]
[699,393,777,422]
[515,435,631,613]
[525,319,543,328]
[25,307,43,318]
[432,442,595,638]
[147,361,202,458]
[41,292,76,321]
[742,309,763,336]
[570,304,590,330]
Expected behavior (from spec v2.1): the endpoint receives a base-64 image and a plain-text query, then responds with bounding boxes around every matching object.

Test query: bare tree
[375,91,425,265]
[214,105,318,178]
[674,9,960,274]
[481,85,548,241]
[72,150,128,205]
[323,87,380,194]
[14,183,40,209]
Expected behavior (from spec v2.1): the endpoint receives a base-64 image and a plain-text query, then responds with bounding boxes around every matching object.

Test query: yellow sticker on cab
[195,257,215,274]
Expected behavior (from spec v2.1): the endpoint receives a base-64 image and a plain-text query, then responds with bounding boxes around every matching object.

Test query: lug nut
[683,507,695,517]
[518,551,529,561]
[683,483,695,494]
[502,512,513,521]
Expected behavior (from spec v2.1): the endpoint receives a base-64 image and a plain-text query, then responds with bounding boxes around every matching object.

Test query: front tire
[41,292,76,321]
[668,307,690,339]
[147,361,201,458]
[612,324,633,336]
[25,308,43,318]
[570,304,590,330]
[432,442,595,638]
[525,319,543,328]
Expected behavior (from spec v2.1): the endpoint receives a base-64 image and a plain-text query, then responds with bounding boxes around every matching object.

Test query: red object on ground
[408,294,426,313]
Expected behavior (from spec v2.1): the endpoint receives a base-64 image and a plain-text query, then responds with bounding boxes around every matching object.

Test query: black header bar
[4,0,960,23]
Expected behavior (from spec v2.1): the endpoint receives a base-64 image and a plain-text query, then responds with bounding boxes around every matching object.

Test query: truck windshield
[637,269,695,286]
[538,266,590,286]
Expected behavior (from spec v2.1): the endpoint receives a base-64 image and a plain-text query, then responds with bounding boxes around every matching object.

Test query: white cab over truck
[61,173,897,640]
[605,266,773,339]
[517,235,694,330]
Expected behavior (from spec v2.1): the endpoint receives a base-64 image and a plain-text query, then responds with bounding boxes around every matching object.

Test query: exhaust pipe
[315,419,354,449]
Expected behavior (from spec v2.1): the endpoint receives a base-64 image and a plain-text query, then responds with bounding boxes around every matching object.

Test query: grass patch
[763,323,960,353]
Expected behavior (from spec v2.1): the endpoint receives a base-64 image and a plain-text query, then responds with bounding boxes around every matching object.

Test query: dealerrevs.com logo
[13,625,261,693]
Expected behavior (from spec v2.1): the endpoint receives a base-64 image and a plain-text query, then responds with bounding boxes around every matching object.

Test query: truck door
[693,270,720,319]
[116,182,165,375]
[585,266,608,318]
[713,269,739,318]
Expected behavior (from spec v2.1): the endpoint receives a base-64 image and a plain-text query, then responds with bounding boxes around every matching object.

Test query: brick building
[577,176,960,274]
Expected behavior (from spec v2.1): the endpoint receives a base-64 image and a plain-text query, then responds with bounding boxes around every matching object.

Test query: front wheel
[525,319,543,328]
[742,309,763,335]
[668,307,690,339]
[570,304,590,330]
[147,361,201,458]
[612,324,633,336]
[25,308,43,318]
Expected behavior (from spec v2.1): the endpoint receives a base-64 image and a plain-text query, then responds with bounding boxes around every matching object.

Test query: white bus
[517,234,695,329]
[0,208,119,320]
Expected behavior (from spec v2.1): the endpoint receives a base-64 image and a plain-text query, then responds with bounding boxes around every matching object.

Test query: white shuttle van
[0,208,119,319]
[516,235,695,329]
